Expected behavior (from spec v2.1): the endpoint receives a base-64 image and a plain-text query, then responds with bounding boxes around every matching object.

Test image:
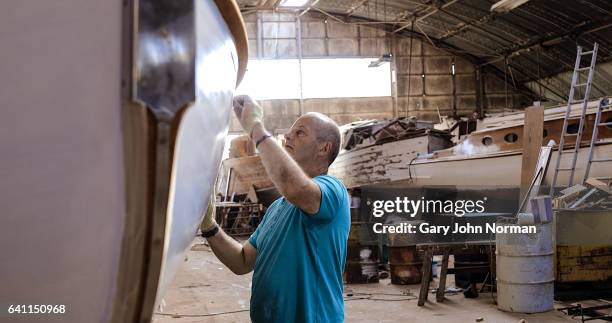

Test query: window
[278,0,309,7]
[236,60,300,100]
[302,58,391,98]
[567,123,579,134]
[482,136,493,146]
[236,58,391,100]
[504,133,518,143]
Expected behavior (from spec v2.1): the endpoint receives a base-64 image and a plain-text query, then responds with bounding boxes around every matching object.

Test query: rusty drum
[388,225,423,285]
[344,241,379,284]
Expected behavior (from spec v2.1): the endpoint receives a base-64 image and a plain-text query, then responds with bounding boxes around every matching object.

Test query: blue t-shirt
[248,175,350,323]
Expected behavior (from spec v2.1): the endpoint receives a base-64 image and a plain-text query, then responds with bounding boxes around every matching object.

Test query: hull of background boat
[381,140,612,189]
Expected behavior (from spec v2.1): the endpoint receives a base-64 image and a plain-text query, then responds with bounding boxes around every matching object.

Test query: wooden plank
[418,248,433,306]
[520,106,544,202]
[585,177,612,195]
[436,249,450,302]
[112,101,154,323]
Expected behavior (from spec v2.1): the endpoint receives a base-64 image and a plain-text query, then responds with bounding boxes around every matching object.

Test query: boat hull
[0,1,247,322]
[405,140,612,188]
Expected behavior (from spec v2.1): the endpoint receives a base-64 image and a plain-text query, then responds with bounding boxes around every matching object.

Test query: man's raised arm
[232,95,322,214]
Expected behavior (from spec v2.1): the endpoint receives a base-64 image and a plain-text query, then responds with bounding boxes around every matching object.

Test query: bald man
[200,95,350,323]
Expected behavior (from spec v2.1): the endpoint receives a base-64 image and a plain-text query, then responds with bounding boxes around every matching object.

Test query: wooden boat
[330,99,612,189]
[0,1,247,322]
[216,136,280,207]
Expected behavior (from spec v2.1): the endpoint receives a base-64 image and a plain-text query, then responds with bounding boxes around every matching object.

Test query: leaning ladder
[583,97,612,183]
[549,43,598,196]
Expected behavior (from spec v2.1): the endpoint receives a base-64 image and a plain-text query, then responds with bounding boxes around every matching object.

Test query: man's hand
[202,194,257,275]
[200,198,217,233]
[233,95,264,137]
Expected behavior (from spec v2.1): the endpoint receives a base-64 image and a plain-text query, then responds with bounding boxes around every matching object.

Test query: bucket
[496,222,554,313]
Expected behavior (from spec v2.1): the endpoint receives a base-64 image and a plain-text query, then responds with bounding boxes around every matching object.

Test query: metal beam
[298,0,320,17]
[346,0,368,17]
[506,61,568,100]
[438,8,514,45]
[518,48,610,96]
[393,0,461,33]
[481,17,612,66]
[439,11,497,40]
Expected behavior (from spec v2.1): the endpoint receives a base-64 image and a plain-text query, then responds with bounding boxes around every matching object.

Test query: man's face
[283,116,321,167]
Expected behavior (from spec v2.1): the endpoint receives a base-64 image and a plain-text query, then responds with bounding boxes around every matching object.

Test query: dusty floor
[153,237,578,323]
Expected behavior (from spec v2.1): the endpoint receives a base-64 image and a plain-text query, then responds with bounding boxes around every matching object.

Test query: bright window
[302,58,391,98]
[278,0,309,7]
[236,59,300,100]
[236,58,391,100]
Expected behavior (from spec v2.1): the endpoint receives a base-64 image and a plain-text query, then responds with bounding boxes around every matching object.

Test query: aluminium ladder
[583,97,612,183]
[549,43,598,196]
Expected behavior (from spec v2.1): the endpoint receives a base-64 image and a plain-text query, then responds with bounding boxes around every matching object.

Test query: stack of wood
[229,135,256,158]
[554,178,612,209]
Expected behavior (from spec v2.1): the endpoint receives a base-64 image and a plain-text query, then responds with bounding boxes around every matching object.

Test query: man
[200,95,350,322]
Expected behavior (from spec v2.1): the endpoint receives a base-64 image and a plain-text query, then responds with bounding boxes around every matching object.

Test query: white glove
[233,95,264,137]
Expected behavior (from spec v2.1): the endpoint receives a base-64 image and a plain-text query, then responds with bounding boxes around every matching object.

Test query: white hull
[383,141,612,188]
[331,139,612,189]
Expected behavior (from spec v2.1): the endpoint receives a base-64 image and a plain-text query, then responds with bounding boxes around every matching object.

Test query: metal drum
[0,1,247,322]
[388,225,423,285]
[496,222,554,313]
[344,241,379,284]
[388,246,423,285]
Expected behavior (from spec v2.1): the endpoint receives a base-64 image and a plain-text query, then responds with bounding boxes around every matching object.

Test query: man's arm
[206,231,257,275]
[200,199,256,275]
[233,95,321,214]
[250,123,321,214]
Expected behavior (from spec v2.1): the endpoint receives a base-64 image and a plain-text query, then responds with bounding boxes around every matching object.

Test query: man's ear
[319,141,332,156]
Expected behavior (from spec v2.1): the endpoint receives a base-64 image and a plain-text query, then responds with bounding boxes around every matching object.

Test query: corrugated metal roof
[237,0,612,102]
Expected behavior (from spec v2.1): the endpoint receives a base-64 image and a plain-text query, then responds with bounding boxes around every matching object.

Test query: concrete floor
[153,237,577,323]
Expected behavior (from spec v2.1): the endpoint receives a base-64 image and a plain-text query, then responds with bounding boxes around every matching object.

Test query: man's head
[283,112,341,176]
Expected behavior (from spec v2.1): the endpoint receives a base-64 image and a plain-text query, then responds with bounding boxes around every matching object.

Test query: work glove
[200,196,217,233]
[233,95,263,137]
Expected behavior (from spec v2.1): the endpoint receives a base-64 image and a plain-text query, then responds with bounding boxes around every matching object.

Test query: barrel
[344,204,380,283]
[388,224,423,285]
[496,222,554,313]
[344,241,379,283]
[388,246,423,284]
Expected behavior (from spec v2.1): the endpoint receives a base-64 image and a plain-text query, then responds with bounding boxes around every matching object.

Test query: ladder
[549,43,598,196]
[583,97,612,183]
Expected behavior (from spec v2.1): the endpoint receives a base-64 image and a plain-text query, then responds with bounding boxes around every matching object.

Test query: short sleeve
[248,225,261,250]
[308,175,346,222]
[248,199,277,249]
[248,209,266,250]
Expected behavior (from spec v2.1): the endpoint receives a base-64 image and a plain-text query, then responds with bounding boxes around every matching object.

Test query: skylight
[278,0,310,7]
[236,58,391,100]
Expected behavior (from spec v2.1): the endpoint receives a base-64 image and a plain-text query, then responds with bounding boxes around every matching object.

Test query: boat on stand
[330,98,612,190]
